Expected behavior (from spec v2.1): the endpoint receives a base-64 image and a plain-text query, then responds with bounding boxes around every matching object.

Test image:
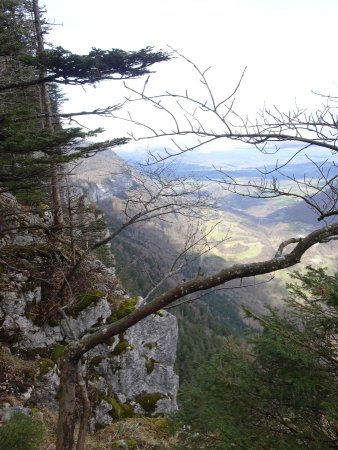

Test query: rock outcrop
[0,192,178,428]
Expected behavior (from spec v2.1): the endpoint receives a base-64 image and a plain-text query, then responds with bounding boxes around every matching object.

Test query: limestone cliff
[0,192,178,427]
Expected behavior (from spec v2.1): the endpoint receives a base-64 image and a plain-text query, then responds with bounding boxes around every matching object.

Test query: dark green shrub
[0,412,44,450]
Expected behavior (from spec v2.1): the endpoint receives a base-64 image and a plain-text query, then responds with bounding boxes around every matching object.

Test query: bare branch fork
[64,221,338,360]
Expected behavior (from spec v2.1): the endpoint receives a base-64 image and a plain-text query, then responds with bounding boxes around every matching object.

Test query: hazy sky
[43,0,338,152]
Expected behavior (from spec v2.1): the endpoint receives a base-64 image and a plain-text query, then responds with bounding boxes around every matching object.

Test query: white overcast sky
[43,0,338,153]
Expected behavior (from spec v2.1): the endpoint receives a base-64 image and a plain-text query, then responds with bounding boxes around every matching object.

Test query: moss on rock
[112,339,134,356]
[51,344,65,360]
[112,439,137,449]
[135,392,164,414]
[38,358,55,377]
[110,297,137,322]
[72,290,106,317]
[103,396,134,420]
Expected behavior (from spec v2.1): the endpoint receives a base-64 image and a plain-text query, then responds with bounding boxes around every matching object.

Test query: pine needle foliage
[173,267,338,449]
[0,1,169,201]
[24,46,171,84]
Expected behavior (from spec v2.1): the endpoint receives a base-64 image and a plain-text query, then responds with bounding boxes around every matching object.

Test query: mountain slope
[73,150,247,380]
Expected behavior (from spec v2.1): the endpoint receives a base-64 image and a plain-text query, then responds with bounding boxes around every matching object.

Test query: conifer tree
[173,267,338,449]
[0,0,169,224]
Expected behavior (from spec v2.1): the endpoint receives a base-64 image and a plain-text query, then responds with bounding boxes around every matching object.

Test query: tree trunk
[56,352,79,450]
[52,167,64,230]
[65,176,76,264]
[32,0,64,230]
[76,361,91,450]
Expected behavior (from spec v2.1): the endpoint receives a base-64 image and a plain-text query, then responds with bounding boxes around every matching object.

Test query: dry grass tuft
[87,417,174,450]
[38,411,175,450]
[0,346,37,402]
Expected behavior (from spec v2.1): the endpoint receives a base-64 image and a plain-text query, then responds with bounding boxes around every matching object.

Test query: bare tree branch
[62,220,338,360]
[58,164,215,300]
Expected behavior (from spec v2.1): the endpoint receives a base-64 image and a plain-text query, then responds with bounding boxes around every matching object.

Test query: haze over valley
[75,147,338,321]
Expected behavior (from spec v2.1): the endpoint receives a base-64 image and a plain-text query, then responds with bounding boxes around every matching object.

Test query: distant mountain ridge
[116,145,334,170]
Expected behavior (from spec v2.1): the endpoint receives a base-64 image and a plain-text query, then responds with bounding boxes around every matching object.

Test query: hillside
[71,147,338,384]
[72,150,247,380]
[75,148,338,317]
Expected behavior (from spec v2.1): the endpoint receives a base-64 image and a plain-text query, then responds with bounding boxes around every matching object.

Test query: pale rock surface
[92,310,179,417]
[0,184,179,428]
